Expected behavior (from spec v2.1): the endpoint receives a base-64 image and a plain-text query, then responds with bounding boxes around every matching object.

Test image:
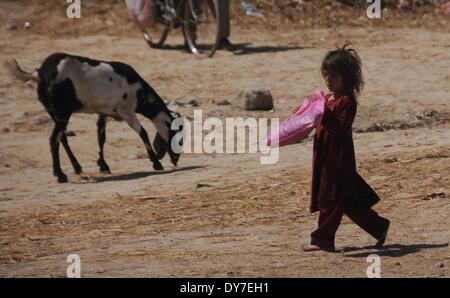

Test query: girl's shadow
[341,243,449,258]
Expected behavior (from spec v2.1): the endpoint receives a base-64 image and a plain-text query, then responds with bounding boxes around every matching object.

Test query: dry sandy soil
[0,1,449,277]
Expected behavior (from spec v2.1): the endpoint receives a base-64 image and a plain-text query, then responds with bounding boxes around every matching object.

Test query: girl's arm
[321,97,356,134]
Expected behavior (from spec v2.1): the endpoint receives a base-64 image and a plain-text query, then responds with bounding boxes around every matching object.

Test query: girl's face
[323,70,345,95]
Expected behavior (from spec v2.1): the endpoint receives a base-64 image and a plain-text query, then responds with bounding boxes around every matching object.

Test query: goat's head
[153,110,184,167]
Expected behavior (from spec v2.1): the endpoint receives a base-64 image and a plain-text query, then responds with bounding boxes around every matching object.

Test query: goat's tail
[3,58,38,82]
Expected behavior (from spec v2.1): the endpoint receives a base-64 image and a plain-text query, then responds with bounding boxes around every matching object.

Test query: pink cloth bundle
[267,90,325,147]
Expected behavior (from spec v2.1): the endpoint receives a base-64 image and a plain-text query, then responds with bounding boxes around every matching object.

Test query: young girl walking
[302,44,390,252]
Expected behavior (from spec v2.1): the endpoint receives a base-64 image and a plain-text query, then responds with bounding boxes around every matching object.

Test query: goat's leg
[61,133,82,175]
[96,115,111,173]
[50,121,69,183]
[121,112,163,171]
[47,111,81,175]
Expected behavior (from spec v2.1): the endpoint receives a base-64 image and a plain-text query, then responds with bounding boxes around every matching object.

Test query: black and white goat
[5,53,183,183]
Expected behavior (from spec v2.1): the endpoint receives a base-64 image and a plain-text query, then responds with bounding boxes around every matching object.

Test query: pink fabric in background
[267,90,325,147]
[441,2,450,15]
[126,0,156,28]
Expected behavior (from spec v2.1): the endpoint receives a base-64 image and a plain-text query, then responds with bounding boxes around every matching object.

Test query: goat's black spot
[113,108,117,113]
[136,89,145,102]
[47,79,83,117]
[135,87,168,119]
[110,62,141,84]
[122,93,128,100]
[109,77,113,82]
[37,54,69,107]
[71,55,101,67]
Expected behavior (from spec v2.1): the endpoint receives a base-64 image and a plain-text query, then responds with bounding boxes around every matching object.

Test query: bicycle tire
[142,2,173,49]
[183,0,221,58]
[142,23,170,49]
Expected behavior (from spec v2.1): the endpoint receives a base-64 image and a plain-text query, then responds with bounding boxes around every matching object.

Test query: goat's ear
[153,132,168,160]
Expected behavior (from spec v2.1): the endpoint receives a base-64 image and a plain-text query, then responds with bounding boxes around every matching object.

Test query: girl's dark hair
[321,43,364,99]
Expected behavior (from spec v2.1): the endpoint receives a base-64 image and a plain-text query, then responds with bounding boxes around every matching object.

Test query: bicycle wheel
[183,0,221,58]
[142,2,172,48]
[142,21,170,48]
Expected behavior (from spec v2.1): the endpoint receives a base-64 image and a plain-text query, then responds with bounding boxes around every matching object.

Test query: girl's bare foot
[375,220,390,248]
[302,244,335,252]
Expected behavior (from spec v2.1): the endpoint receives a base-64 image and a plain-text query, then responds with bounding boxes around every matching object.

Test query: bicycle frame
[155,0,183,27]
[143,0,221,58]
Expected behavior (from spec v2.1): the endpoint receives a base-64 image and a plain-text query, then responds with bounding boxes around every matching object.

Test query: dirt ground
[0,1,449,277]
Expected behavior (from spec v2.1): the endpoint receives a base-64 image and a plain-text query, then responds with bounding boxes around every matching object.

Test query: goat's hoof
[74,167,83,175]
[57,174,68,183]
[153,162,164,171]
[100,168,111,174]
[99,164,111,174]
[97,160,111,174]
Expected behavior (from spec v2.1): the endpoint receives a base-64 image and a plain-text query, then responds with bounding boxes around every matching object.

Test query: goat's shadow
[154,42,311,56]
[340,243,449,258]
[79,165,205,183]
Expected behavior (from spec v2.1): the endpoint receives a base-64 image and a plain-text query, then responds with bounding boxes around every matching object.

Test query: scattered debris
[105,19,114,27]
[423,188,446,200]
[355,121,422,132]
[168,99,200,108]
[5,23,17,30]
[133,152,147,160]
[32,115,51,125]
[431,174,442,181]
[27,235,50,242]
[139,196,163,201]
[187,99,200,107]
[168,197,181,203]
[241,2,265,18]
[66,131,76,137]
[38,218,52,225]
[383,157,398,163]
[217,100,231,106]
[355,110,450,133]
[196,183,212,189]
